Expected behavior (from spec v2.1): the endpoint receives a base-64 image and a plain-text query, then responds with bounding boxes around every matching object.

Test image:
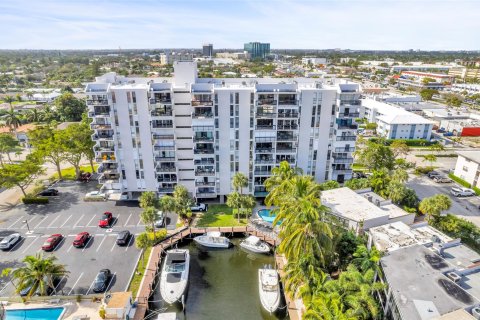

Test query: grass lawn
[352,163,368,171]
[196,204,248,227]
[128,246,152,299]
[52,164,98,180]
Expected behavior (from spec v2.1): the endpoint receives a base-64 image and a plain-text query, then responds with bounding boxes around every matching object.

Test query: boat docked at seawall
[193,231,230,248]
[258,266,281,314]
[240,235,270,254]
[160,249,190,304]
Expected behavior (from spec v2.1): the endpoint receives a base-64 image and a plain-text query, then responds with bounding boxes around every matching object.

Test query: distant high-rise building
[202,44,213,57]
[244,42,270,60]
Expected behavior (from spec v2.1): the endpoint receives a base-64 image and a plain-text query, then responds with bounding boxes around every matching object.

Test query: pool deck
[132,225,280,320]
[4,301,102,320]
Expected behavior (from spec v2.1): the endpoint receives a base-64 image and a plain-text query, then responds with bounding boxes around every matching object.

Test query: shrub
[414,166,435,175]
[99,307,106,319]
[432,214,480,253]
[22,197,49,204]
[370,138,437,147]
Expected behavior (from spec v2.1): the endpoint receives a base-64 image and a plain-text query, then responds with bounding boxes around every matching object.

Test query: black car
[37,188,59,196]
[19,276,59,297]
[92,269,111,293]
[427,171,441,179]
[116,230,131,246]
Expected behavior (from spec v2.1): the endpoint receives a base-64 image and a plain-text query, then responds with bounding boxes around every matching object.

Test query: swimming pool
[257,209,277,224]
[6,307,65,320]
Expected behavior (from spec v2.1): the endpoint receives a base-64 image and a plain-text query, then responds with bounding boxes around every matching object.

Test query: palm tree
[12,253,69,297]
[135,232,152,267]
[386,181,407,204]
[419,194,452,222]
[351,244,382,276]
[304,292,357,320]
[140,206,159,241]
[139,191,157,209]
[3,95,14,108]
[391,168,408,183]
[158,195,176,222]
[264,160,302,206]
[26,108,41,123]
[283,256,328,303]
[232,172,248,195]
[3,107,21,131]
[231,172,248,222]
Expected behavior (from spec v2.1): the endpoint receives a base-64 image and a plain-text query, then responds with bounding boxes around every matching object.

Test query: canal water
[150,238,289,320]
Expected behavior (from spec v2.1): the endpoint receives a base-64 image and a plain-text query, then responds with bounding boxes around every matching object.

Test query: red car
[73,232,90,248]
[98,212,113,228]
[42,234,63,251]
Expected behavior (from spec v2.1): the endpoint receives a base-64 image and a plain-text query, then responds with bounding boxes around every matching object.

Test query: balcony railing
[258,99,276,105]
[192,100,213,106]
[332,158,354,164]
[194,149,214,154]
[276,135,296,141]
[332,168,352,174]
[193,136,214,142]
[153,134,175,140]
[255,148,274,153]
[195,181,216,187]
[94,145,115,152]
[338,113,360,118]
[277,112,299,118]
[278,100,297,105]
[276,147,297,153]
[157,178,178,183]
[88,111,110,117]
[336,136,357,141]
[337,124,358,130]
[277,125,298,130]
[192,112,214,119]
[339,100,361,106]
[91,123,112,130]
[255,125,276,130]
[151,110,173,117]
[256,112,276,118]
[152,124,174,129]
[93,134,114,140]
[156,167,176,173]
[96,157,117,163]
[255,159,275,164]
[334,147,355,152]
[255,137,276,143]
[150,98,172,104]
[158,187,175,193]
[195,169,215,176]
[87,99,109,106]
[196,192,217,198]
[194,159,215,165]
[276,159,295,164]
[154,145,175,151]
[254,170,271,175]
[155,156,175,161]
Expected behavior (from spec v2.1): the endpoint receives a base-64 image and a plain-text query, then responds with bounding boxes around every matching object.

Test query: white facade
[361,98,434,140]
[159,52,194,65]
[453,151,480,189]
[301,57,328,65]
[86,62,361,200]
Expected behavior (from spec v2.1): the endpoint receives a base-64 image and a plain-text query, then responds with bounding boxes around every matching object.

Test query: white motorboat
[240,236,270,254]
[193,231,230,248]
[258,267,281,313]
[160,249,190,304]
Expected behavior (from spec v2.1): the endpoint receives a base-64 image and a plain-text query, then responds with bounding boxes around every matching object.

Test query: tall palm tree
[351,244,382,276]
[231,172,249,221]
[304,292,357,320]
[3,107,21,131]
[26,108,41,123]
[3,95,14,108]
[284,255,328,303]
[264,161,302,206]
[140,206,159,240]
[12,253,69,297]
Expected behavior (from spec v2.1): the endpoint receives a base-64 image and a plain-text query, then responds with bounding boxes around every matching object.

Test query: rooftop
[381,245,480,320]
[363,98,434,125]
[106,291,132,309]
[457,151,480,164]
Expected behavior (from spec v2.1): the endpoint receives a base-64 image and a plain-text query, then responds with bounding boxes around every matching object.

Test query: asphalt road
[0,180,176,298]
[407,173,480,227]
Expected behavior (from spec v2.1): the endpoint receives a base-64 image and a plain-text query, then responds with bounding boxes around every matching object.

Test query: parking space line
[22,216,39,229]
[54,237,66,251]
[110,238,118,252]
[67,272,84,295]
[7,216,24,229]
[0,282,11,295]
[95,235,107,253]
[47,215,61,228]
[136,218,142,227]
[59,215,73,228]
[85,215,96,227]
[33,216,47,229]
[126,251,143,291]
[73,214,85,228]
[105,272,116,292]
[52,275,66,296]
[82,236,94,252]
[85,278,96,295]
[8,237,25,252]
[125,235,134,252]
[66,243,74,253]
[21,237,39,254]
[123,213,132,227]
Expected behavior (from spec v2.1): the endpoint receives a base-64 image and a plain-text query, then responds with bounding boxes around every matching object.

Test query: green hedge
[414,166,436,175]
[370,138,438,147]
[22,197,49,204]
[432,214,480,254]
[415,154,457,158]
[448,173,480,195]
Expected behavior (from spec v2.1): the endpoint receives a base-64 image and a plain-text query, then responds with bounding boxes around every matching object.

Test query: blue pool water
[6,307,64,320]
[257,209,277,223]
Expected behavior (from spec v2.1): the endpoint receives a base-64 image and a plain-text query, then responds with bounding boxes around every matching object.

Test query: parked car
[433,176,452,183]
[92,269,111,293]
[98,212,113,228]
[427,171,441,179]
[116,230,131,246]
[155,211,165,228]
[37,188,59,196]
[191,203,207,212]
[73,232,90,248]
[19,276,60,297]
[41,234,63,251]
[0,233,22,250]
[85,191,107,200]
[451,187,475,197]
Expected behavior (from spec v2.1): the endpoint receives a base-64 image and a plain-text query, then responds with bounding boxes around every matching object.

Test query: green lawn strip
[128,246,152,299]
[415,154,457,158]
[448,173,480,195]
[352,163,368,171]
[196,204,247,227]
[52,164,98,180]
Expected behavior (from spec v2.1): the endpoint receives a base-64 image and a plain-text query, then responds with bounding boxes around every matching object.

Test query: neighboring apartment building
[368,221,480,320]
[159,52,194,65]
[244,42,270,60]
[361,98,434,140]
[202,44,213,58]
[453,151,480,188]
[86,61,361,200]
[397,71,454,90]
[301,57,328,66]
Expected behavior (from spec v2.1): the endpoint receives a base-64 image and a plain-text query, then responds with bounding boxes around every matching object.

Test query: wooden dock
[132,225,279,320]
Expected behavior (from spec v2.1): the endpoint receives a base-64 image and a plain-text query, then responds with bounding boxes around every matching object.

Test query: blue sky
[0,0,479,50]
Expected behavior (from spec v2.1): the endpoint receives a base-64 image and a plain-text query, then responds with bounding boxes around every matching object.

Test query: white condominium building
[86,61,360,201]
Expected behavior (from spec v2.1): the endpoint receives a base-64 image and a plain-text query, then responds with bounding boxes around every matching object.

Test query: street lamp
[23,220,30,232]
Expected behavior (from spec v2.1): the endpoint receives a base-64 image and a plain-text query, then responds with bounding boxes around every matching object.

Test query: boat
[240,235,270,254]
[193,231,230,248]
[258,266,281,313]
[156,313,178,320]
[160,249,190,304]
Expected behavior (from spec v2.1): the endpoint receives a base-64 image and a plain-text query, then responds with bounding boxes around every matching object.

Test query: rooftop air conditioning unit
[446,272,461,283]
[472,306,480,320]
[375,199,381,206]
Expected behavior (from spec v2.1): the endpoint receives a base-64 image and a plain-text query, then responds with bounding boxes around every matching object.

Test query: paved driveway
[0,181,158,298]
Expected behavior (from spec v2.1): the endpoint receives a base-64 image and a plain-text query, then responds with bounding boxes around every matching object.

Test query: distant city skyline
[0,0,479,50]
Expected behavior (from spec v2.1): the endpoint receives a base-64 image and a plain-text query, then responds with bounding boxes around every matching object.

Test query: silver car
[0,233,21,250]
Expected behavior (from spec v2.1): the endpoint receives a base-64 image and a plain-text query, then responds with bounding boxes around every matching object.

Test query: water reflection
[149,238,288,320]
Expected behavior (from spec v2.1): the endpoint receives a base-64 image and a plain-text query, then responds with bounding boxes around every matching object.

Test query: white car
[85,191,107,200]
[0,233,22,250]
[191,203,207,212]
[450,187,475,197]
[155,211,165,228]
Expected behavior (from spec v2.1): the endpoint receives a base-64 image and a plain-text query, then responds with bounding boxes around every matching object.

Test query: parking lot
[407,172,480,227]
[0,181,176,298]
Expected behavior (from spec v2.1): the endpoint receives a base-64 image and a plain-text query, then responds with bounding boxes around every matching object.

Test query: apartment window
[136,170,140,179]
[230,105,234,117]
[111,92,116,103]
[214,105,218,116]
[331,105,335,115]
[121,170,126,179]
[250,93,254,104]
[463,166,468,172]
[131,138,136,148]
[132,92,136,103]
[230,118,234,128]
[235,93,239,104]
[235,130,239,139]
[214,94,218,103]
[127,92,131,103]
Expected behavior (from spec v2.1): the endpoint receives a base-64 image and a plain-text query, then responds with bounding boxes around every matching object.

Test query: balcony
[157,178,178,183]
[92,134,114,141]
[256,112,276,118]
[151,110,173,117]
[334,147,355,152]
[194,148,214,155]
[196,192,217,198]
[88,111,110,118]
[278,100,297,105]
[276,135,296,141]
[150,98,172,104]
[156,166,176,173]
[337,124,358,130]
[155,156,175,161]
[332,168,352,174]
[255,137,276,143]
[153,134,175,140]
[338,113,360,118]
[96,155,117,163]
[277,112,299,118]
[276,147,297,153]
[332,158,354,164]
[255,125,276,130]
[152,123,174,129]
[91,123,112,130]
[336,136,357,141]
[194,159,215,165]
[254,170,271,176]
[193,135,214,142]
[87,99,109,106]
[192,112,214,119]
[258,99,276,105]
[195,181,215,187]
[195,168,215,176]
[154,145,175,151]
[158,187,175,193]
[255,158,275,164]
[276,158,295,164]
[94,145,115,152]
[192,100,213,106]
[339,100,361,106]
[277,124,298,130]
[255,148,274,153]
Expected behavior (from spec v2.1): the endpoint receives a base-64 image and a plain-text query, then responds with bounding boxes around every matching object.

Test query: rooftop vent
[472,306,480,319]
[446,271,461,283]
